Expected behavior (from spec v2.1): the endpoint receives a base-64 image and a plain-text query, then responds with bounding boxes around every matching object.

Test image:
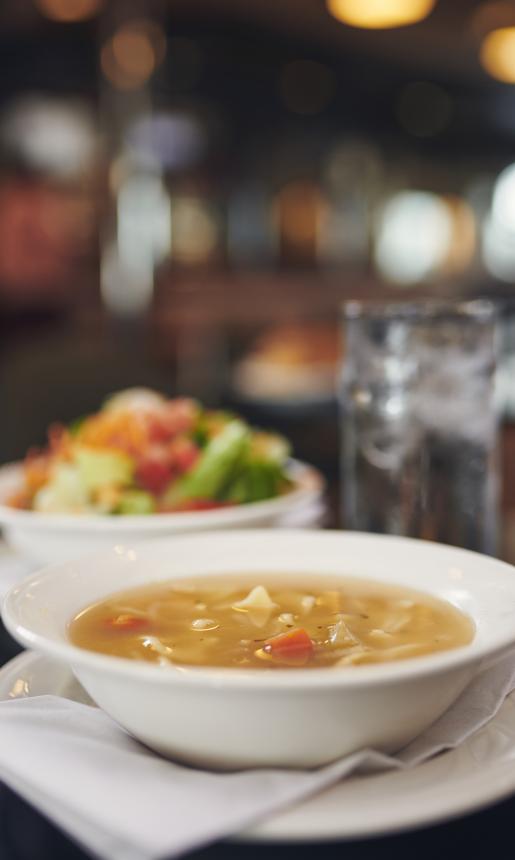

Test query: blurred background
[3,0,515,524]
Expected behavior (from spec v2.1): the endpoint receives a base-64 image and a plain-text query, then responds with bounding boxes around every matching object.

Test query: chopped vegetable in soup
[68,575,474,669]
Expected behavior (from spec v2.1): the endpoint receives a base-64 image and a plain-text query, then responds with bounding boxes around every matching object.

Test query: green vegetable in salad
[222,432,292,504]
[249,431,291,464]
[222,462,279,504]
[116,489,156,515]
[74,446,133,491]
[163,420,250,505]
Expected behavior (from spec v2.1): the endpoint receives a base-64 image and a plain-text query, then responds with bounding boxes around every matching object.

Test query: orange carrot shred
[262,628,314,666]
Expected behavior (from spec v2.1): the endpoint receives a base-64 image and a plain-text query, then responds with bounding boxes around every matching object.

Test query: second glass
[340,299,499,555]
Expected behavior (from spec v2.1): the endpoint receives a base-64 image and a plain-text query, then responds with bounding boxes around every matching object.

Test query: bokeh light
[228,186,274,265]
[273,181,327,262]
[374,191,452,285]
[102,174,171,315]
[279,61,335,115]
[439,196,476,275]
[34,0,103,22]
[483,163,515,280]
[126,112,205,170]
[325,140,382,191]
[492,163,515,228]
[0,97,96,177]
[101,20,166,91]
[326,0,436,30]
[480,27,515,83]
[171,197,219,264]
[482,217,515,281]
[397,81,452,137]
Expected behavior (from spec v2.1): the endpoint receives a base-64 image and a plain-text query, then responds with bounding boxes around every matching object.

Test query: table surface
[0,546,514,860]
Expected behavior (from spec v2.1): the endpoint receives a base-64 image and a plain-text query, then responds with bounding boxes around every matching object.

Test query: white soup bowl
[3,530,515,769]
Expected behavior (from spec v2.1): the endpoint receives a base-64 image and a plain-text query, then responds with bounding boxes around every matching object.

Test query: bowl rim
[0,459,323,532]
[3,530,515,690]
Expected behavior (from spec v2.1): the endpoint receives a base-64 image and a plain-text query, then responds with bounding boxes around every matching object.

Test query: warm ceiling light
[101,20,166,91]
[112,29,155,81]
[480,27,515,83]
[101,38,155,90]
[34,0,103,22]
[326,0,436,29]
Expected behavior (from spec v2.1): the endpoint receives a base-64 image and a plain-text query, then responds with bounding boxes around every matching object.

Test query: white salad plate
[0,459,324,565]
[2,649,515,842]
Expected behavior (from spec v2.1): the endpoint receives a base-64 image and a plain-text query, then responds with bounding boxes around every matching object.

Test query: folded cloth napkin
[1,654,515,860]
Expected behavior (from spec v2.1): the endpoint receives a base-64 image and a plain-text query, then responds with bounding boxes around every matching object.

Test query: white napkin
[0,654,514,860]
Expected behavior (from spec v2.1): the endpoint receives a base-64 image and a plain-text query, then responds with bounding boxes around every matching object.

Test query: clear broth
[68,574,474,670]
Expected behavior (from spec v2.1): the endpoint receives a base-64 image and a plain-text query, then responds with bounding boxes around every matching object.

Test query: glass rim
[342,298,497,323]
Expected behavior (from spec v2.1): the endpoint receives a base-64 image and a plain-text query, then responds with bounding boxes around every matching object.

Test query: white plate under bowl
[0,459,323,564]
[3,649,515,842]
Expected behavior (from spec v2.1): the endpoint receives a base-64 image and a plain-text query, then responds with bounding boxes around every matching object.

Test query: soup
[68,575,474,669]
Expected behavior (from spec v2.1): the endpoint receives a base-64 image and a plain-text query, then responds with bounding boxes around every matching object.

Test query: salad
[7,389,292,515]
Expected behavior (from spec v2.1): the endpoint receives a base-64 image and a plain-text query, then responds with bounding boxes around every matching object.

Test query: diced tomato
[161,399,198,436]
[135,456,172,495]
[168,437,200,474]
[147,399,198,442]
[262,628,314,666]
[147,417,172,444]
[106,614,148,631]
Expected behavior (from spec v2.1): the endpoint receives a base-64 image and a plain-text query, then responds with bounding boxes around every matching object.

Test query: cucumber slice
[164,420,249,505]
[74,446,133,491]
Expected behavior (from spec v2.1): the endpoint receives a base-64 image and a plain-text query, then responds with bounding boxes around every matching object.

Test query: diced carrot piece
[79,413,148,456]
[106,614,148,631]
[24,452,51,493]
[7,490,31,510]
[262,628,314,666]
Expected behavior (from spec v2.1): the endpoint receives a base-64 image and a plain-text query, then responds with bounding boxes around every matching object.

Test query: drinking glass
[340,299,499,554]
